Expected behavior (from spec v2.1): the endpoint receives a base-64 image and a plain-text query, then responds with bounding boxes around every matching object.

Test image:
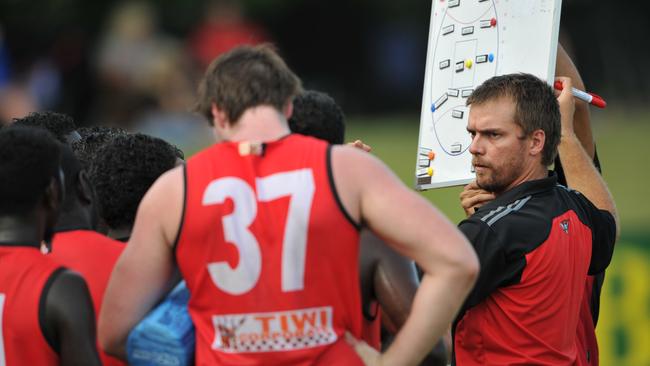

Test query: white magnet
[462,26,474,35]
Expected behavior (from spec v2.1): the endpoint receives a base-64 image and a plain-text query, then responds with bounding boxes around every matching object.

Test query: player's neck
[55,205,94,232]
[0,213,47,247]
[107,226,131,242]
[220,106,291,142]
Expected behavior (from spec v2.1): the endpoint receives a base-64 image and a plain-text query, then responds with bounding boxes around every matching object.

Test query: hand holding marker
[554,80,607,108]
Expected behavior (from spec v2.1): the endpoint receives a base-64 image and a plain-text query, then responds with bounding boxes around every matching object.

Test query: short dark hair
[77,126,128,139]
[12,111,77,144]
[90,133,179,229]
[467,73,560,166]
[195,44,302,125]
[59,145,84,212]
[0,126,63,215]
[289,90,345,144]
[71,126,128,171]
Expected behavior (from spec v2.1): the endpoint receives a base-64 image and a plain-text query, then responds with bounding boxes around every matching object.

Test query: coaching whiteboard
[415,0,562,190]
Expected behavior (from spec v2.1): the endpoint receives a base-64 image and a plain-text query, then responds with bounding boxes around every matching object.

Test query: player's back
[49,229,126,366]
[176,134,363,365]
[0,246,62,366]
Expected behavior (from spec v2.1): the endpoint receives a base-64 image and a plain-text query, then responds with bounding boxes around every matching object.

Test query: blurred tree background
[3,0,650,122]
[1,0,648,364]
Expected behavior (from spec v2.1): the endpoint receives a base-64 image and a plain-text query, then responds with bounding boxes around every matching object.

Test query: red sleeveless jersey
[49,230,126,366]
[176,134,363,365]
[0,246,61,366]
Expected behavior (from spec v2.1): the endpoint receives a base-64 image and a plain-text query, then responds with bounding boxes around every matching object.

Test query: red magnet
[490,18,497,27]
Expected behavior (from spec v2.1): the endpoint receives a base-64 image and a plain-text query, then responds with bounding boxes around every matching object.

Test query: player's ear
[529,129,545,157]
[77,170,94,205]
[283,100,294,120]
[211,103,228,129]
[43,172,64,213]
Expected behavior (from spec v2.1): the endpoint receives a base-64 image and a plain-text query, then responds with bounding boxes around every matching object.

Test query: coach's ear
[283,100,293,120]
[529,129,546,158]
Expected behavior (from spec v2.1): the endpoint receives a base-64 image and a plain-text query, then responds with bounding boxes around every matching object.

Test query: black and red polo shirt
[453,173,616,365]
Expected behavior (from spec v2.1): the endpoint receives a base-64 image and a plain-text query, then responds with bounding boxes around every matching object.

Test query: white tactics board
[415,0,562,190]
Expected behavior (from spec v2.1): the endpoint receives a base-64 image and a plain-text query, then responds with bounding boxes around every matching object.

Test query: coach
[452,73,618,365]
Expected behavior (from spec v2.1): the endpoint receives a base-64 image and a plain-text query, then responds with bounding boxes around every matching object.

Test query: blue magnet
[488,53,494,62]
[431,104,436,112]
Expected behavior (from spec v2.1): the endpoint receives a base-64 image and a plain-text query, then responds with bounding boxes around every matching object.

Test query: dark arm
[360,230,448,365]
[41,269,101,366]
[556,42,595,158]
[375,243,417,332]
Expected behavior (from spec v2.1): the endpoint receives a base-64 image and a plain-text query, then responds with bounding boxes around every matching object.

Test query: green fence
[598,234,650,366]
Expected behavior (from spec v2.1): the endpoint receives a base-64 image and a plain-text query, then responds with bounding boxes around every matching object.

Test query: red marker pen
[554,81,607,109]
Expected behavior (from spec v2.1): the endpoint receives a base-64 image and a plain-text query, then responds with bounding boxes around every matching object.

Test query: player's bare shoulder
[135,164,185,247]
[330,144,396,181]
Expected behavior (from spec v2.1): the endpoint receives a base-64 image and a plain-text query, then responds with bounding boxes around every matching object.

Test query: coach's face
[467,97,530,195]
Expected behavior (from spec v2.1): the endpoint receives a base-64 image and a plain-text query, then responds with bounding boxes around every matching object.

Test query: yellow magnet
[465,59,473,69]
[427,167,434,176]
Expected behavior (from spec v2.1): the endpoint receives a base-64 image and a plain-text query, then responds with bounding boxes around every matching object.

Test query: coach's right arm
[555,77,619,268]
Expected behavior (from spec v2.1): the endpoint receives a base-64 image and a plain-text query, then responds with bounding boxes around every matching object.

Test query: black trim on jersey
[326,144,361,231]
[0,241,42,247]
[591,272,605,324]
[362,300,379,321]
[39,266,66,354]
[171,163,188,255]
[53,225,91,233]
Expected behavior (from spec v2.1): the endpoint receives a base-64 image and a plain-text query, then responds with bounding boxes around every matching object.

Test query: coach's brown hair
[466,73,561,166]
[195,44,302,125]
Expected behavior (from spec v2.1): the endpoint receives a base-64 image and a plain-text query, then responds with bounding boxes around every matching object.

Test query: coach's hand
[555,76,577,138]
[460,181,495,217]
[345,332,382,365]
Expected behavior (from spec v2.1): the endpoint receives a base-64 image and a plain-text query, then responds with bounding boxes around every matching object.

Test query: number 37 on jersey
[202,169,315,296]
